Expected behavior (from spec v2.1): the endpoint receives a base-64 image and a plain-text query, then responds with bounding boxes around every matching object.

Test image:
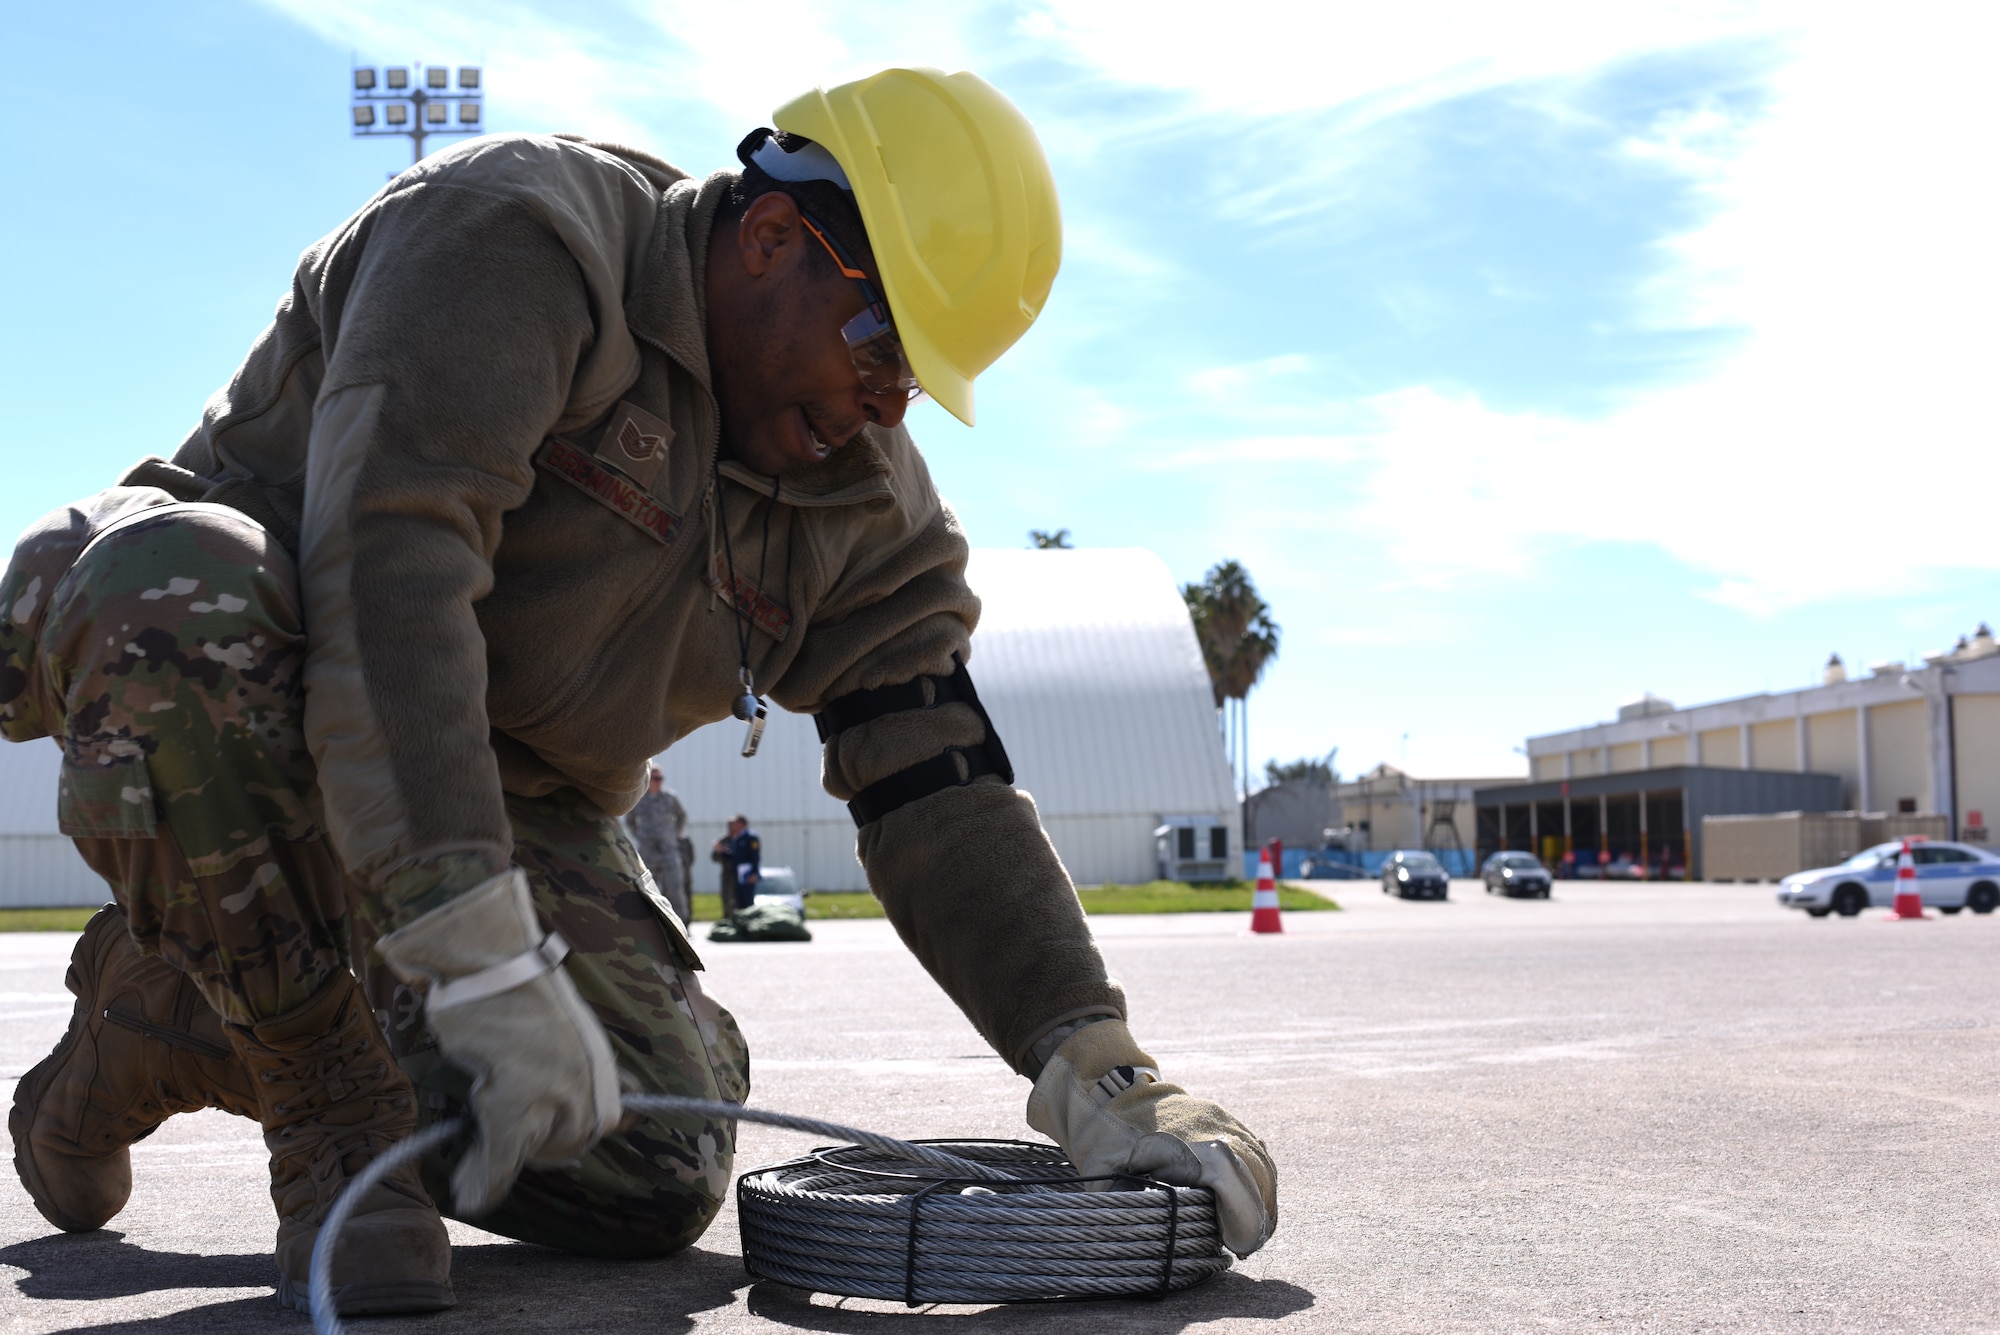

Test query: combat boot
[230,969,455,1315]
[10,902,260,1233]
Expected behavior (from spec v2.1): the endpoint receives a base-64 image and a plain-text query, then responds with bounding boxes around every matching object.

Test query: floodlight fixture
[352,59,486,167]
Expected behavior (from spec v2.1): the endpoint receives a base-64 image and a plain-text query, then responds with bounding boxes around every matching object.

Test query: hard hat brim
[890,318,974,427]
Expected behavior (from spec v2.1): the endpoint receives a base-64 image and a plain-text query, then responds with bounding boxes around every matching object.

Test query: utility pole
[352,62,483,168]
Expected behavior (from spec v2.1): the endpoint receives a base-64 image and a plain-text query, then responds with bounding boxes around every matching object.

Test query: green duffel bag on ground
[707,903,813,943]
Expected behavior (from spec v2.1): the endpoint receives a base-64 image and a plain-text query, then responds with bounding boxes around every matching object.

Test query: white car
[752,865,806,913]
[1776,840,2000,918]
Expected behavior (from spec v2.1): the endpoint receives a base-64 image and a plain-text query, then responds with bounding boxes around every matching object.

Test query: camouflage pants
[3,500,749,1258]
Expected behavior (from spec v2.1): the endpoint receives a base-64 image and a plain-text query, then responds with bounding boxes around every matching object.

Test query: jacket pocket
[635,865,704,972]
[58,758,158,838]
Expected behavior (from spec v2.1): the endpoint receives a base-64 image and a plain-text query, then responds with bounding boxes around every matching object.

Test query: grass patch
[800,893,889,920]
[689,892,886,922]
[7,882,1332,932]
[0,907,99,932]
[1078,880,1336,914]
[689,881,1335,921]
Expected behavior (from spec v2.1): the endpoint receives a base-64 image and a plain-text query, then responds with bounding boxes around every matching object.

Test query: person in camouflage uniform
[623,766,690,926]
[2,68,1278,1319]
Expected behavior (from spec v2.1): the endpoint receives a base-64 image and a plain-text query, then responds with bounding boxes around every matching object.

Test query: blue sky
[4,1,1994,781]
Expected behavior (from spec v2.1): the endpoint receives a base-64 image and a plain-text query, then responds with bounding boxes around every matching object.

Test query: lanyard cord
[714,459,777,707]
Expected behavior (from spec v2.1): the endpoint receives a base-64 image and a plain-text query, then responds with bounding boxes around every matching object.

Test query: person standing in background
[711,815,760,917]
[624,766,690,924]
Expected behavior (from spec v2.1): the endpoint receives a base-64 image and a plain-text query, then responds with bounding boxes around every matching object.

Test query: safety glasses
[798,212,923,401]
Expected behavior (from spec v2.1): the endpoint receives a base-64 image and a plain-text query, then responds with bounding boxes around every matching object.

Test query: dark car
[1482,851,1552,898]
[1382,850,1449,900]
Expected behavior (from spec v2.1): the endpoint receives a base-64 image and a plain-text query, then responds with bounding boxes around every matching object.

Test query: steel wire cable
[311,1094,1228,1333]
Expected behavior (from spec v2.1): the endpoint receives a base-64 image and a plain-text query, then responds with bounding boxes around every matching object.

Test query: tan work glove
[1027,1018,1277,1257]
[377,868,621,1216]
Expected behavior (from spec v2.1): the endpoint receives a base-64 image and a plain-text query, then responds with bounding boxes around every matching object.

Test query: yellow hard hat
[772,67,1061,427]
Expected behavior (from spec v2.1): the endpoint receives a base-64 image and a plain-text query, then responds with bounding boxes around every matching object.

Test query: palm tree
[1182,562,1281,803]
[1266,749,1338,788]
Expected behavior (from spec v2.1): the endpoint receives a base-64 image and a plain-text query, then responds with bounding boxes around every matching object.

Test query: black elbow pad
[814,653,1014,827]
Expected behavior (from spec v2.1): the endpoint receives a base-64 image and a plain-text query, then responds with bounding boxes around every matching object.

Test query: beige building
[1525,626,2000,846]
[1332,764,1523,855]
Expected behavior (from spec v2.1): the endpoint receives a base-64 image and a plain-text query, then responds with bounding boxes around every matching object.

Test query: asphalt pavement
[3,879,1997,1333]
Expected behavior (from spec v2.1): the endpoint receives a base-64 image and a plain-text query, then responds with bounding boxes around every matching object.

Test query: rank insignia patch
[617,417,665,463]
[593,401,674,490]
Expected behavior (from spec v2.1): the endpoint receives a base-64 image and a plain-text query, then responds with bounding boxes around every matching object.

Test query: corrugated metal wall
[0,838,107,908]
[0,738,111,907]
[658,548,1236,889]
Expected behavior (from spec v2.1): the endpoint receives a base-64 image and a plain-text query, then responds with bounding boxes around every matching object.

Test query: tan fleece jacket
[4,133,1119,1069]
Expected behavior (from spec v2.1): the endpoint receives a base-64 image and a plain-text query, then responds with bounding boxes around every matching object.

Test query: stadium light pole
[352,62,483,167]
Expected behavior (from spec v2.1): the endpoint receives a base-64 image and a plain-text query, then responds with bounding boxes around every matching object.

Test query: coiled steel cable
[311,1094,1228,1333]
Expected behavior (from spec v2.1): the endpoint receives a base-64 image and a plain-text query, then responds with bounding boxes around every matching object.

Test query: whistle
[736,694,768,758]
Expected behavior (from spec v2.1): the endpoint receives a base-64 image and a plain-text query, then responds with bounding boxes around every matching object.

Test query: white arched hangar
[658,548,1238,892]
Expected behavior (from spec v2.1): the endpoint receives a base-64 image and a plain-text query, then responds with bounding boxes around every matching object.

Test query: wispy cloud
[1020,0,1796,120]
[1058,5,1998,618]
[259,0,676,145]
[1188,354,1312,400]
[251,0,1997,626]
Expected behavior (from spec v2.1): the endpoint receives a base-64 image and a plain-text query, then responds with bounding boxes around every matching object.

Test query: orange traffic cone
[1250,851,1284,934]
[1887,839,1927,920]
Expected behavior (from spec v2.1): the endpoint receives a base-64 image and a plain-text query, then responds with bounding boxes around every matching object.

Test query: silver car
[1776,840,2000,917]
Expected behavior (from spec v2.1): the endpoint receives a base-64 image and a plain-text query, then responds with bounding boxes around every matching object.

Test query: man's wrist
[1020,1008,1123,1080]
